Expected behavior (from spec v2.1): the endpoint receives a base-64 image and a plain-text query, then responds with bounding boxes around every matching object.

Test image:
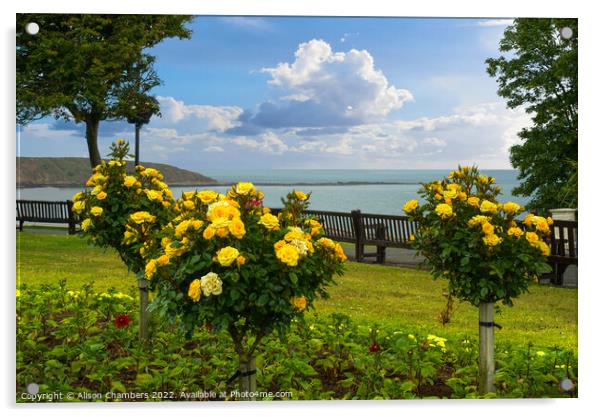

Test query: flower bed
[16,282,577,401]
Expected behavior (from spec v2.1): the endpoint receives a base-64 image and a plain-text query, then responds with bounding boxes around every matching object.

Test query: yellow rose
[192,220,203,230]
[228,218,246,239]
[524,213,535,226]
[537,241,551,256]
[72,192,84,201]
[90,206,103,216]
[482,222,495,235]
[507,227,524,238]
[274,240,287,251]
[235,182,255,195]
[435,203,453,219]
[175,220,191,238]
[157,255,170,266]
[294,190,308,201]
[145,259,157,279]
[334,244,347,262]
[480,200,498,214]
[96,191,107,200]
[534,217,550,234]
[502,201,522,214]
[258,213,280,231]
[81,218,92,231]
[145,189,163,202]
[197,190,218,204]
[203,226,216,240]
[547,217,554,226]
[457,191,467,201]
[403,199,419,214]
[525,232,539,245]
[409,234,415,241]
[122,176,136,188]
[236,255,246,267]
[291,295,307,312]
[443,189,457,200]
[130,211,156,224]
[142,168,160,178]
[183,200,195,211]
[72,200,86,214]
[276,244,300,267]
[482,234,502,246]
[467,196,480,207]
[188,279,202,302]
[317,237,335,249]
[200,272,223,296]
[216,246,240,267]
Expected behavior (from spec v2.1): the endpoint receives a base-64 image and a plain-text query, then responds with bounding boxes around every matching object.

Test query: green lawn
[16,230,577,349]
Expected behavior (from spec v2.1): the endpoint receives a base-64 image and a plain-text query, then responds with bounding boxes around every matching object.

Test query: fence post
[351,210,363,261]
[376,223,386,263]
[66,200,76,235]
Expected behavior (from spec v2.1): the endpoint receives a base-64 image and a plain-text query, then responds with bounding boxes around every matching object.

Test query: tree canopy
[17,14,193,167]
[486,18,577,213]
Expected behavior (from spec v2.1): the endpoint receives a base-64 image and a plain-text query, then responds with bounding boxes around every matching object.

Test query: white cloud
[219,17,271,31]
[422,137,447,147]
[157,96,243,132]
[205,146,225,153]
[20,123,79,140]
[231,131,288,154]
[245,39,413,128]
[477,19,514,27]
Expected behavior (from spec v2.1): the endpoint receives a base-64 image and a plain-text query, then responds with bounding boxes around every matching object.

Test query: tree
[17,14,193,168]
[114,55,162,165]
[486,18,577,213]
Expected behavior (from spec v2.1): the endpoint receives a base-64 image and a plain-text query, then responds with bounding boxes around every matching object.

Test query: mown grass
[16,230,577,349]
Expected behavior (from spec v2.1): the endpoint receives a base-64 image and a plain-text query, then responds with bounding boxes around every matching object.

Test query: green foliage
[16,283,577,401]
[404,166,552,306]
[16,14,193,166]
[486,18,578,212]
[73,140,174,279]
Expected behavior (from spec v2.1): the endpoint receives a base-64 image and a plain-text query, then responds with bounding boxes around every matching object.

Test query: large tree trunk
[85,117,102,168]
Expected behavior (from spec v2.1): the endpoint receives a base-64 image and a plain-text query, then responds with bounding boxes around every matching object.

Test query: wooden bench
[16,200,78,234]
[271,208,417,263]
[545,220,578,286]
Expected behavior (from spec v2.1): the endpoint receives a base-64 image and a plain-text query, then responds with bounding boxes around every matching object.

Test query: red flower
[368,342,380,353]
[115,314,130,328]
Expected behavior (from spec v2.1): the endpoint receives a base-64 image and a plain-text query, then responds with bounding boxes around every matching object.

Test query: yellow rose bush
[403,165,552,307]
[73,140,174,278]
[146,183,346,390]
[404,165,553,394]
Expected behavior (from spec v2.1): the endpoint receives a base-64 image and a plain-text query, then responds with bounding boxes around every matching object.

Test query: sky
[17,16,531,171]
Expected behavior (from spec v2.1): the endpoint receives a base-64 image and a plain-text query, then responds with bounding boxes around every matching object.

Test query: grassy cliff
[17,157,217,187]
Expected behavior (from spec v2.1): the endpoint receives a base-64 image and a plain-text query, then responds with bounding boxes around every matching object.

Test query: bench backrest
[16,200,73,223]
[548,220,578,261]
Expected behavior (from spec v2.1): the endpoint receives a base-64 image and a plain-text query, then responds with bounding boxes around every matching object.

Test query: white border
[3,1,599,416]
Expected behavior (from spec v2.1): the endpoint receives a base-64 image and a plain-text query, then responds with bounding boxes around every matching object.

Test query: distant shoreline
[17,181,424,189]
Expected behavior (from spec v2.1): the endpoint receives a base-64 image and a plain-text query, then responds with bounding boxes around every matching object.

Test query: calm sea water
[17,169,528,216]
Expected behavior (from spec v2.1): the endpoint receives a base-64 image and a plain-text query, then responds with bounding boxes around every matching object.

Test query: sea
[16,169,528,216]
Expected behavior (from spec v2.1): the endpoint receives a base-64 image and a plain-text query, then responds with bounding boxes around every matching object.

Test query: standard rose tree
[145,184,346,398]
[403,166,552,394]
[73,140,175,340]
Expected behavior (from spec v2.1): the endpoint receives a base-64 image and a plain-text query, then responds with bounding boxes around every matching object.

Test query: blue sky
[18,16,530,170]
